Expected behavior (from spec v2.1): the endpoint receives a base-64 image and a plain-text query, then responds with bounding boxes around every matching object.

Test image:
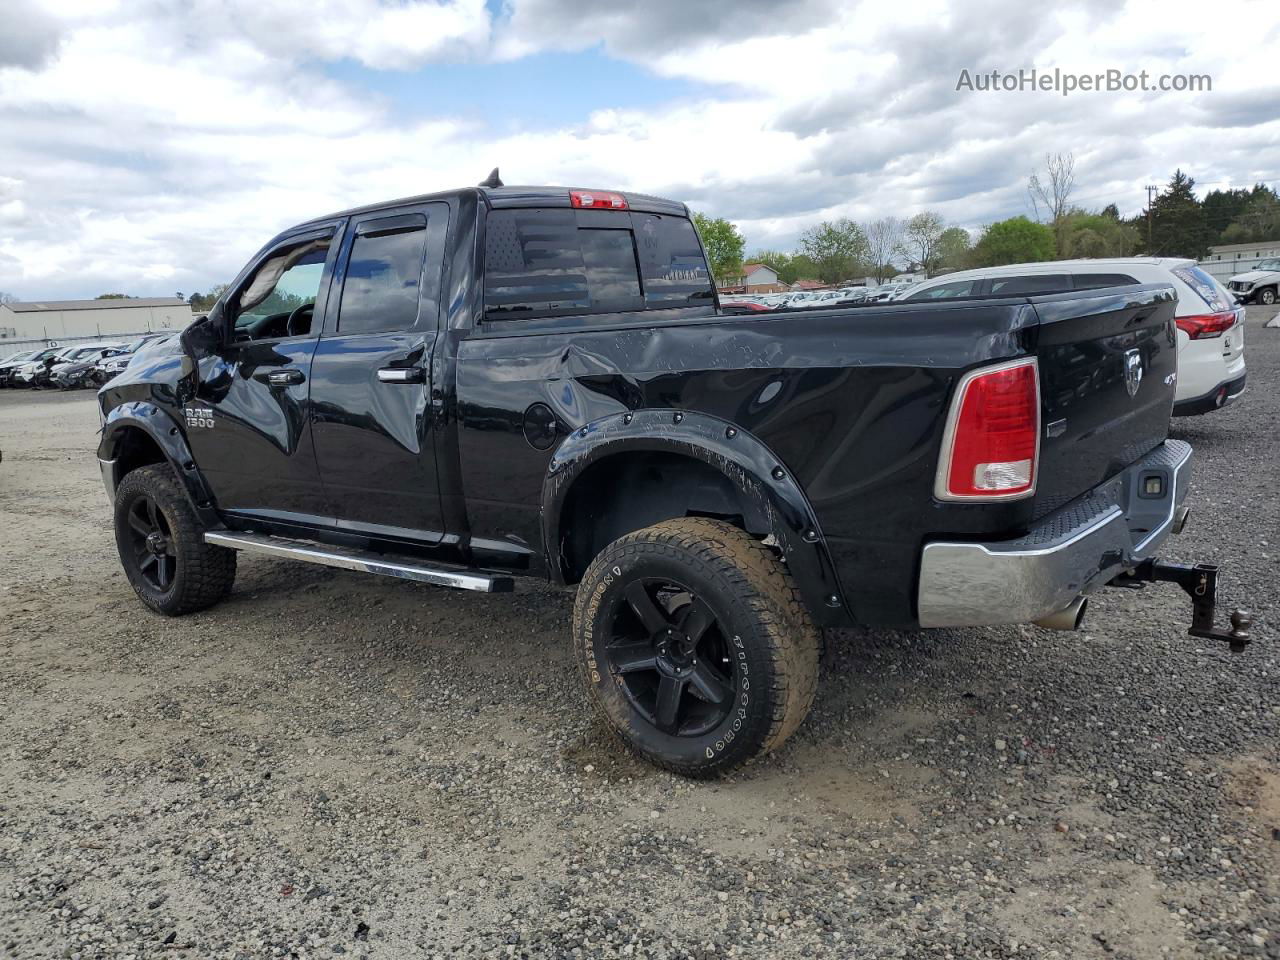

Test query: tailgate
[1029,284,1178,518]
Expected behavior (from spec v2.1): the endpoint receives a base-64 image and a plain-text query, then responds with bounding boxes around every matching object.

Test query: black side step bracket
[1111,559,1252,652]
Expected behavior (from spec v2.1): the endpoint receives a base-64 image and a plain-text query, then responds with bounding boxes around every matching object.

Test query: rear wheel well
[556,452,771,585]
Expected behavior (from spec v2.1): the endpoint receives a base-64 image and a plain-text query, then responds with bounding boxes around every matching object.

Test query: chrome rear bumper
[917,440,1192,628]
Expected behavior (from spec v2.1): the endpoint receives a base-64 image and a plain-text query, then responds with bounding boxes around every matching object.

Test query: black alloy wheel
[603,578,737,738]
[113,464,236,615]
[124,493,178,592]
[573,517,821,777]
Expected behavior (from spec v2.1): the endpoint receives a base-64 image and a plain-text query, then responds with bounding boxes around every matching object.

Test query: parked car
[0,349,40,387]
[21,344,122,389]
[90,335,168,385]
[1226,257,1280,306]
[899,259,1246,416]
[96,179,1248,777]
[8,346,65,387]
[51,344,126,389]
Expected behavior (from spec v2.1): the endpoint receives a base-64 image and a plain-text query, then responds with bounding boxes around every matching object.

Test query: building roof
[742,262,776,275]
[4,297,188,313]
[1207,240,1280,253]
[790,279,827,290]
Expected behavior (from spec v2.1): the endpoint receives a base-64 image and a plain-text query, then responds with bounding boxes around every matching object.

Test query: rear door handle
[377,367,425,384]
[260,369,305,386]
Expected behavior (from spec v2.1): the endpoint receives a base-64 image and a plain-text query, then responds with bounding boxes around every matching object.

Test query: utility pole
[1145,184,1158,253]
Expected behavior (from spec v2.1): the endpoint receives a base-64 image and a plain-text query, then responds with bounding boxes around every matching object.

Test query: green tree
[971,216,1056,266]
[1220,185,1280,244]
[747,249,792,282]
[936,226,972,271]
[95,293,132,299]
[900,211,947,277]
[188,284,228,311]
[782,254,819,285]
[1201,187,1252,241]
[1058,210,1140,258]
[1148,169,1212,259]
[798,218,868,284]
[692,212,745,283]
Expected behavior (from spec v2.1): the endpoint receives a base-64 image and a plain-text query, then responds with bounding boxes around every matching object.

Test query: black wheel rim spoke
[608,641,659,675]
[125,494,174,592]
[602,576,738,739]
[654,676,685,733]
[689,662,732,705]
[678,598,715,643]
[624,581,670,634]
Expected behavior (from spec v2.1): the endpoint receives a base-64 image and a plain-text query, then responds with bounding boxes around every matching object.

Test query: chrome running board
[204,531,514,593]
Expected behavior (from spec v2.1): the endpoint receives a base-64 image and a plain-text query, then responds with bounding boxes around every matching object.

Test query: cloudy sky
[0,0,1277,300]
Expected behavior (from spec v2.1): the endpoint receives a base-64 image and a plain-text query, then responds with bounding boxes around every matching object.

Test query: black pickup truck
[96,174,1250,776]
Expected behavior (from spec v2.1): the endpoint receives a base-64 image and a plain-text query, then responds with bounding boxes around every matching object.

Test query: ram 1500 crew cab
[96,174,1250,776]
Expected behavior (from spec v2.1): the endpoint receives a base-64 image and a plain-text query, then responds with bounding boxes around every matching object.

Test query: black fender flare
[541,408,849,626]
[97,401,221,528]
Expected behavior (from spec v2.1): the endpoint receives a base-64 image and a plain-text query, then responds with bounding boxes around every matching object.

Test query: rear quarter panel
[455,302,1042,626]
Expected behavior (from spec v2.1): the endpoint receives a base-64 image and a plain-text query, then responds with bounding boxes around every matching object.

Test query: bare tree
[1028,152,1075,252]
[0,291,15,305]
[865,217,903,283]
[899,211,947,277]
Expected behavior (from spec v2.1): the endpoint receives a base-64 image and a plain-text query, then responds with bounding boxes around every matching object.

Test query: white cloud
[0,0,1276,298]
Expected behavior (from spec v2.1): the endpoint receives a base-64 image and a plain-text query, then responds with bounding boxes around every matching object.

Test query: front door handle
[263,369,305,386]
[377,367,425,384]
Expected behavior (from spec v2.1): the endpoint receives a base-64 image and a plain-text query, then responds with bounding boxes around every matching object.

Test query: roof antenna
[479,167,503,188]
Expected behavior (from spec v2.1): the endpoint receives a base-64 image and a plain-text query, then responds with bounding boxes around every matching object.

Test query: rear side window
[338,216,428,335]
[1072,273,1138,290]
[484,208,713,320]
[989,274,1071,295]
[905,279,978,300]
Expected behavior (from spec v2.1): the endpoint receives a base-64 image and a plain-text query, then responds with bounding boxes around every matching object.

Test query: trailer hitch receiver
[1111,559,1252,652]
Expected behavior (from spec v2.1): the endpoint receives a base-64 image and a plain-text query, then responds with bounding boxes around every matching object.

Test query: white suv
[1227,257,1279,306]
[899,258,1246,416]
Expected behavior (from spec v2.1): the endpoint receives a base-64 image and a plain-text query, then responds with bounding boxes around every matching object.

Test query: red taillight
[1175,310,1237,339]
[570,189,628,210]
[937,358,1040,501]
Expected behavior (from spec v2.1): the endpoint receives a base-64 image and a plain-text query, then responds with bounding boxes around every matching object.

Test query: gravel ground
[1,306,1277,960]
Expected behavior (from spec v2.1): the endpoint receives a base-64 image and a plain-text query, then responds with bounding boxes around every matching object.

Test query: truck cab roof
[298,184,688,232]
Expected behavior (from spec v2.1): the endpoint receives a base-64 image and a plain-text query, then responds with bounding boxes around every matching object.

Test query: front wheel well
[555,451,772,585]
[110,425,169,481]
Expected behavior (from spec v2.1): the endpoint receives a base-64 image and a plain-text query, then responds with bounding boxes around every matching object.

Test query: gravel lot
[1,307,1277,960]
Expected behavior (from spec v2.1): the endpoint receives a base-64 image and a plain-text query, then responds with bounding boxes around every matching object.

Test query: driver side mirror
[180,301,230,359]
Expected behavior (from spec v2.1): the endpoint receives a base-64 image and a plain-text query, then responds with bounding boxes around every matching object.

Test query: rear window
[484,208,713,320]
[1171,265,1231,312]
[989,274,1071,295]
[904,279,979,300]
[1072,272,1138,290]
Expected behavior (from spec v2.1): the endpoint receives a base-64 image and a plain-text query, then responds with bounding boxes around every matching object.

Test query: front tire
[1259,287,1277,306]
[573,518,821,777]
[114,464,236,615]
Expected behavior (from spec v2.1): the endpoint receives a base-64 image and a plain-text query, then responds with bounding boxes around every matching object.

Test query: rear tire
[114,464,236,615]
[573,517,820,777]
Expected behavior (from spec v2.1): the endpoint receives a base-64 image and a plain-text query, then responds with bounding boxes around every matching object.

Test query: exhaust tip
[1172,505,1191,535]
[1033,596,1088,631]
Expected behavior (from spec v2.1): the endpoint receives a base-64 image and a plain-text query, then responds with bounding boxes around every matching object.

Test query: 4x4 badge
[1124,349,1144,398]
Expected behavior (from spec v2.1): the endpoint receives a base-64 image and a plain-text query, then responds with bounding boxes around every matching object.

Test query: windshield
[1256,258,1280,271]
